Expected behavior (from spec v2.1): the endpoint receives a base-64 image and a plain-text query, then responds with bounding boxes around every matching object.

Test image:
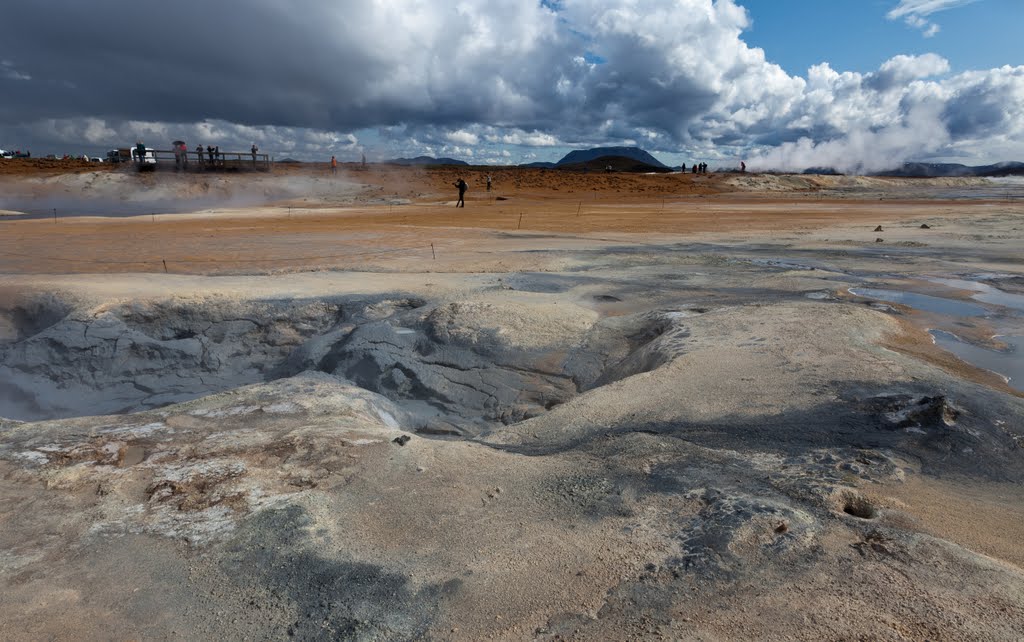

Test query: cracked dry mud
[1,170,1023,640]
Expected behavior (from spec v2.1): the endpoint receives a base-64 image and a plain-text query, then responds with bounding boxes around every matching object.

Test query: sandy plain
[0,160,1022,640]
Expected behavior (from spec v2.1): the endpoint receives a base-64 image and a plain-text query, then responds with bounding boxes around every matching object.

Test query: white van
[130,146,157,164]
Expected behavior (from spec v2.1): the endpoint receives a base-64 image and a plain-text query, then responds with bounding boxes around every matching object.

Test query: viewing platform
[133,149,272,172]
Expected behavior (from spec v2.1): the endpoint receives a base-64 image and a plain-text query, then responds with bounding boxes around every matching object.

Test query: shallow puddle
[849,288,988,317]
[930,330,1023,392]
[926,277,1024,312]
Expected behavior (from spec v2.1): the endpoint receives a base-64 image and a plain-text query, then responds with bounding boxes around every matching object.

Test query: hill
[556,146,668,169]
[558,154,674,173]
[386,156,469,167]
[518,161,557,169]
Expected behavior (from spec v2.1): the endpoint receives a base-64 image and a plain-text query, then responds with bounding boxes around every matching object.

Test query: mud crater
[0,295,704,435]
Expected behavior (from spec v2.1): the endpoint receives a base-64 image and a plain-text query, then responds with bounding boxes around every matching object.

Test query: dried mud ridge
[1,278,1023,638]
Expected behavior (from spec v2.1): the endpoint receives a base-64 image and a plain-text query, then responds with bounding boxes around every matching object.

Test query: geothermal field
[1,161,1023,640]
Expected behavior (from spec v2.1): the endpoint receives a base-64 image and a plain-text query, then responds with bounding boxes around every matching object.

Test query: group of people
[689,162,709,174]
[164,142,261,169]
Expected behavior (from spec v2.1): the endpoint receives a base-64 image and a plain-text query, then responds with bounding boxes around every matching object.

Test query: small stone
[875,238,884,243]
[873,225,883,232]
[920,223,931,229]
[392,435,412,446]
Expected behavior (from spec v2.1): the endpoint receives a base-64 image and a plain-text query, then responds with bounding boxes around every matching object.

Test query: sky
[1,0,1021,171]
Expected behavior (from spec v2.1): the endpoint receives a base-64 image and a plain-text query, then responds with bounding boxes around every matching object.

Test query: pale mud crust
[0,168,1023,640]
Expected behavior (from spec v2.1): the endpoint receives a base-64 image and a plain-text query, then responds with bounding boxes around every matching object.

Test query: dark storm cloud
[1,1,455,128]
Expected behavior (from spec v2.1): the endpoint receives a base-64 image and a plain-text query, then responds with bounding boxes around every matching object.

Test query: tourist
[453,178,467,207]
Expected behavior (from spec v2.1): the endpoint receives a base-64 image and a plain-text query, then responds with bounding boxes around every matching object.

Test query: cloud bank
[0,0,1020,171]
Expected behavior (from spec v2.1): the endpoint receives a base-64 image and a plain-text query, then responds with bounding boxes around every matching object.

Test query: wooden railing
[140,149,272,171]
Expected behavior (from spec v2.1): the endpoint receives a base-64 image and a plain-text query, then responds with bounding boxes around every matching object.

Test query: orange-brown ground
[0,164,997,275]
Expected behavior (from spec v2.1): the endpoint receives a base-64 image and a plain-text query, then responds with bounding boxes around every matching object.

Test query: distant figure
[740,161,746,173]
[692,164,698,174]
[605,164,612,173]
[361,153,366,169]
[214,146,220,165]
[207,145,215,163]
[485,174,492,192]
[251,143,258,166]
[196,145,204,165]
[330,155,338,175]
[453,178,467,207]
[180,142,188,168]
[135,141,146,165]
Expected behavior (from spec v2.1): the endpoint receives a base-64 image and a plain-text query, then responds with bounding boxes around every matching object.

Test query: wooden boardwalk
[143,149,272,171]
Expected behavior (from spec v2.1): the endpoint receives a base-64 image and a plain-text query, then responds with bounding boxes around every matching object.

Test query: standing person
[361,153,366,169]
[251,143,259,167]
[135,140,146,165]
[330,155,338,175]
[196,144,204,166]
[207,145,215,164]
[692,164,698,174]
[485,174,492,192]
[453,178,467,207]
[214,145,220,166]
[740,161,746,173]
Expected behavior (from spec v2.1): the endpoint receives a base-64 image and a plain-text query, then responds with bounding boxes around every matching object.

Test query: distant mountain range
[873,161,1024,178]
[382,149,1023,177]
[386,156,469,166]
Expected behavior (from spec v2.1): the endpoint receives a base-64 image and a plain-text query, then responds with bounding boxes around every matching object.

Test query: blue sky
[742,0,1023,75]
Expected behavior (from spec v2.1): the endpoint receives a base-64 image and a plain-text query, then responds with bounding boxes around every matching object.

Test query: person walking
[330,155,338,175]
[453,178,467,207]
[485,174,492,192]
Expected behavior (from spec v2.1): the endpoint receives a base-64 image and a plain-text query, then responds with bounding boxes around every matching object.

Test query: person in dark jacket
[453,178,467,207]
